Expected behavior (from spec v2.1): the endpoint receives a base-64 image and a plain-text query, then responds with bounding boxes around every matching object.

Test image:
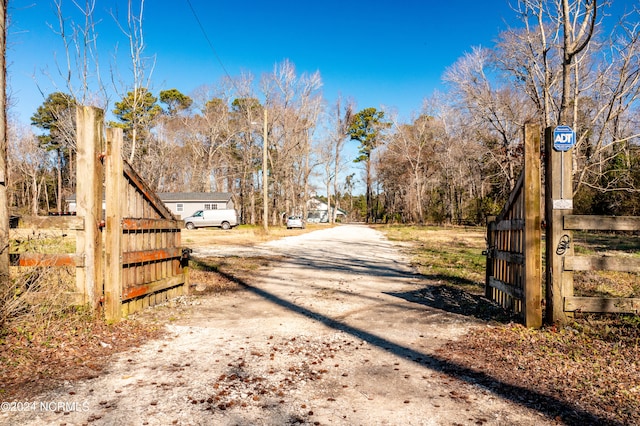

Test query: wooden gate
[9,106,189,320]
[104,126,188,320]
[485,124,542,328]
[488,123,640,327]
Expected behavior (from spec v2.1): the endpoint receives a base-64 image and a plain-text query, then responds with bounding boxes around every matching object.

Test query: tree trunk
[56,149,63,212]
[31,173,38,215]
[366,157,372,223]
[0,0,8,277]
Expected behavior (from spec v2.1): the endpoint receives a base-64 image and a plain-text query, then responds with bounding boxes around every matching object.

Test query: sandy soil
[3,225,555,426]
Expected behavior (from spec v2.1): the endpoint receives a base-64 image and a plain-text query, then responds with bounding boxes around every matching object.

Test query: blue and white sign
[553,125,575,152]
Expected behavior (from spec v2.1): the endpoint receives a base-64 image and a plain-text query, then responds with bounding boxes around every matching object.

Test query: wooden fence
[487,124,640,327]
[560,215,640,315]
[485,124,542,328]
[10,106,189,320]
[544,123,640,321]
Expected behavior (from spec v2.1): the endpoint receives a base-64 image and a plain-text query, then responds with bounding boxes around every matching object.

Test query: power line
[185,0,240,93]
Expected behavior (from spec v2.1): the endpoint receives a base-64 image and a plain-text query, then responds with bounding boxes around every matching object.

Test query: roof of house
[157,192,233,202]
[308,198,347,215]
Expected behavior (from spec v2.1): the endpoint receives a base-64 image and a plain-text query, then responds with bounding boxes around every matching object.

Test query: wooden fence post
[523,124,542,328]
[544,126,574,324]
[105,128,123,320]
[75,106,104,310]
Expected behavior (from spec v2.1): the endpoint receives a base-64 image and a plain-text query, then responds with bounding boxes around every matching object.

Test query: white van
[183,209,238,230]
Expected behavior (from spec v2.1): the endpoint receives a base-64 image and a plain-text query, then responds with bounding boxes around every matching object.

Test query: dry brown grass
[181,223,329,248]
[188,255,278,294]
[2,230,79,330]
[379,224,487,291]
[572,231,640,298]
[0,231,163,401]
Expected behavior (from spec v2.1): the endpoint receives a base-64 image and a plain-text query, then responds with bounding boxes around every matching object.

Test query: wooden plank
[104,127,124,321]
[122,218,183,231]
[493,250,525,265]
[488,276,524,300]
[17,216,84,230]
[121,275,186,301]
[495,219,525,231]
[496,172,524,222]
[122,161,175,220]
[544,126,573,324]
[523,123,542,329]
[564,255,640,273]
[565,296,640,314]
[10,253,84,267]
[122,247,182,265]
[75,106,104,309]
[564,215,640,231]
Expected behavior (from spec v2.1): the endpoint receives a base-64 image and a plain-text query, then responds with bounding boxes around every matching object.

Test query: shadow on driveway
[208,265,621,426]
[385,275,520,323]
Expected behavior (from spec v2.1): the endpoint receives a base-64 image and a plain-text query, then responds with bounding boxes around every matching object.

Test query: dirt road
[4,225,554,425]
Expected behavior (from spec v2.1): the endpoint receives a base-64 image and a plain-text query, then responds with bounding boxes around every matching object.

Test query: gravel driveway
[5,225,553,425]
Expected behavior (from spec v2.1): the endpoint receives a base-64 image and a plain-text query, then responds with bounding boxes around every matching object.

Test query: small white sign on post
[553,199,573,210]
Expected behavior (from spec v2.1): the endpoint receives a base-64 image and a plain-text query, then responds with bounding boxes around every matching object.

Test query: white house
[158,192,235,218]
[307,198,347,223]
[66,192,235,219]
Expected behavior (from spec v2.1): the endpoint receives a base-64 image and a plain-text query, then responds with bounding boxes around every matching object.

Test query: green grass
[380,225,487,292]
[573,231,640,256]
[380,225,640,299]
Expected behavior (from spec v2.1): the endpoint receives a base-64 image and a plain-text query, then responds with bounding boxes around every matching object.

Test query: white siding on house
[158,193,234,219]
[65,191,235,219]
[306,198,347,223]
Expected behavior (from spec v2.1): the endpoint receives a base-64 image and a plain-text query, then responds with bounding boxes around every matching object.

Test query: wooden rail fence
[104,126,188,319]
[561,215,640,314]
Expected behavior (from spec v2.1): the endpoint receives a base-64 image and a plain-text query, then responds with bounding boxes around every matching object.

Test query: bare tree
[50,0,108,109]
[111,0,155,163]
[260,60,322,224]
[443,46,534,191]
[500,0,640,197]
[571,9,640,194]
[8,123,48,215]
[189,94,233,192]
[558,0,598,124]
[329,97,353,223]
[31,0,108,207]
[383,113,443,223]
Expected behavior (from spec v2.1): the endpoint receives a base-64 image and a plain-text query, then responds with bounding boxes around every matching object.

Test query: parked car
[286,215,305,229]
[183,209,238,230]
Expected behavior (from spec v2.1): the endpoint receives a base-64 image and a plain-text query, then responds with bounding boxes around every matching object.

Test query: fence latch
[181,248,192,267]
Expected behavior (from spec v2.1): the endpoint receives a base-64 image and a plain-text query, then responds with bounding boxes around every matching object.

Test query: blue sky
[7,0,523,126]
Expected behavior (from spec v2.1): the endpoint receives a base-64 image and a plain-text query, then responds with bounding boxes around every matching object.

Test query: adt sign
[553,125,575,152]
